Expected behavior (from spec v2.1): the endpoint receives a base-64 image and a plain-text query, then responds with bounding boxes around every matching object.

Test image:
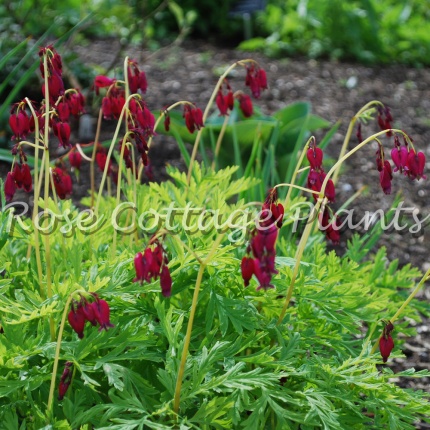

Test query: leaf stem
[173,233,225,414]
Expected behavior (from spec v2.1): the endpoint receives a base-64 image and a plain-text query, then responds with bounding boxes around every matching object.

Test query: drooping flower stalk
[90,108,103,209]
[277,128,415,325]
[46,292,77,416]
[369,268,430,359]
[173,233,225,414]
[283,136,316,207]
[42,52,56,342]
[212,114,230,170]
[331,100,384,186]
[186,59,265,185]
[94,94,137,215]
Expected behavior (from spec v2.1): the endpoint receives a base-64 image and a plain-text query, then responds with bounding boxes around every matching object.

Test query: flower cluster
[5,155,32,202]
[357,107,426,194]
[216,80,234,116]
[58,361,73,400]
[241,189,284,290]
[379,321,394,363]
[134,240,172,297]
[214,62,267,119]
[39,46,85,149]
[68,294,114,339]
[95,60,156,176]
[6,47,86,203]
[306,141,339,244]
[183,104,204,134]
[9,102,31,141]
[245,63,268,99]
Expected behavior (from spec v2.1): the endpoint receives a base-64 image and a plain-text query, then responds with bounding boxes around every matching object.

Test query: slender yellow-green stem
[186,59,259,185]
[24,99,44,285]
[283,136,316,207]
[276,197,325,325]
[112,139,130,256]
[173,233,225,414]
[48,169,60,208]
[94,94,138,214]
[331,100,384,186]
[42,54,56,342]
[275,182,319,197]
[370,268,430,355]
[211,114,230,170]
[46,290,84,417]
[90,108,103,209]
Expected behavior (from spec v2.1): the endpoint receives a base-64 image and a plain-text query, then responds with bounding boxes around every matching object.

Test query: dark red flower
[20,163,32,193]
[12,163,32,193]
[80,299,97,326]
[9,108,30,141]
[377,106,393,137]
[52,167,73,199]
[41,72,65,102]
[95,150,112,175]
[127,60,148,94]
[406,150,426,181]
[226,90,234,111]
[391,145,408,173]
[134,241,172,296]
[245,64,267,98]
[57,101,70,122]
[306,146,324,169]
[160,265,172,297]
[110,94,126,119]
[319,208,341,245]
[67,91,85,117]
[69,150,82,170]
[253,255,276,291]
[91,298,114,331]
[324,179,336,203]
[136,106,155,135]
[68,304,86,339]
[53,121,71,148]
[216,89,229,116]
[164,112,171,132]
[183,105,204,133]
[379,322,394,363]
[257,68,268,91]
[58,362,73,401]
[379,160,393,194]
[238,94,253,118]
[5,172,17,202]
[39,46,62,77]
[241,256,255,287]
[102,97,113,119]
[94,75,116,94]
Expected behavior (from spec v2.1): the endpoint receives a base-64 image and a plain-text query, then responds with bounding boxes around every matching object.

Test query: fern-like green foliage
[0,164,428,429]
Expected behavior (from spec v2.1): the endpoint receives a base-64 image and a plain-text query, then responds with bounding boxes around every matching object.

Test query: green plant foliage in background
[240,0,430,66]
